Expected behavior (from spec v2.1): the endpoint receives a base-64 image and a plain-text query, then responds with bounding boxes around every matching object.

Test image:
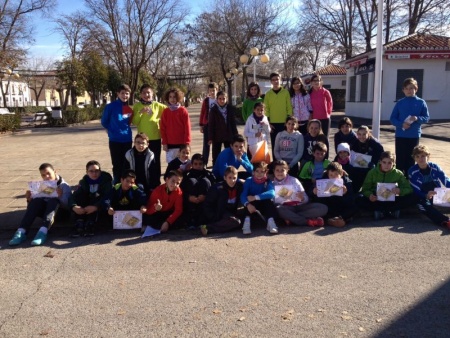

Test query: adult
[309,74,333,138]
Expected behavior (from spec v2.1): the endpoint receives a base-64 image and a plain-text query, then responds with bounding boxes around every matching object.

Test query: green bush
[48,106,103,126]
[0,113,21,132]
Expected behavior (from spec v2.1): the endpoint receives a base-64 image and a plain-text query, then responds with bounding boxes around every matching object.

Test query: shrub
[0,113,21,132]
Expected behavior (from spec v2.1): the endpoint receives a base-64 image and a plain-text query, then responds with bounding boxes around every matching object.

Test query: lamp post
[226,68,239,106]
[240,47,270,83]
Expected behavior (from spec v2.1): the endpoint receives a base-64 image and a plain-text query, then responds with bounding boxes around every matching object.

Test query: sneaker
[441,220,450,229]
[85,221,95,236]
[390,210,401,219]
[9,230,26,246]
[266,218,279,234]
[374,211,385,220]
[307,217,324,227]
[31,231,47,246]
[71,220,85,238]
[242,217,251,235]
[200,225,208,236]
[327,216,346,227]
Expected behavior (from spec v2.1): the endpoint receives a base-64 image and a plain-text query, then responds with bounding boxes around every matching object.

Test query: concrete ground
[0,104,449,337]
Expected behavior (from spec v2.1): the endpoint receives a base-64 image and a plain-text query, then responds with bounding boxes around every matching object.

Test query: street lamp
[240,47,270,82]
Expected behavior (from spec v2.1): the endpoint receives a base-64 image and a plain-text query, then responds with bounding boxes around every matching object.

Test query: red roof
[384,33,450,52]
[314,64,346,76]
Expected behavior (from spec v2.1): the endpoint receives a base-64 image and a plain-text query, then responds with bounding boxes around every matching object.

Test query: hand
[25,190,32,202]
[312,188,318,196]
[73,206,85,215]
[246,203,256,213]
[342,185,348,194]
[296,191,305,201]
[189,195,199,204]
[410,116,418,122]
[369,194,377,202]
[255,131,262,138]
[208,140,212,145]
[185,163,192,171]
[163,145,168,152]
[392,187,400,195]
[140,206,147,213]
[247,195,256,202]
[270,124,275,133]
[235,151,243,161]
[402,122,411,130]
[200,126,204,133]
[56,187,63,198]
[108,207,115,215]
[160,221,169,232]
[84,206,98,214]
[154,199,162,211]
[426,191,437,200]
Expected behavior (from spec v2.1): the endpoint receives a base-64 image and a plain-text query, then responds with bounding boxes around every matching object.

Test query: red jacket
[146,184,183,225]
[199,97,209,126]
[160,106,191,145]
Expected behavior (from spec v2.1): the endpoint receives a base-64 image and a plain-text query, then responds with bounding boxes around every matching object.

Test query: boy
[359,151,416,220]
[213,134,253,180]
[124,133,160,194]
[299,142,331,198]
[70,161,112,237]
[199,82,218,167]
[132,84,167,179]
[390,78,429,174]
[263,72,292,158]
[408,145,450,228]
[104,169,148,216]
[9,163,71,246]
[101,84,133,183]
[200,166,244,235]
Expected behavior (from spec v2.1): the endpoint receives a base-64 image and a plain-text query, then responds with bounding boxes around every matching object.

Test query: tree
[81,51,108,106]
[22,57,55,106]
[55,58,86,109]
[54,11,89,59]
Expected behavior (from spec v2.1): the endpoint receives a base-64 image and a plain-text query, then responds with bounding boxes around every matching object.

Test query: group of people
[8,76,450,246]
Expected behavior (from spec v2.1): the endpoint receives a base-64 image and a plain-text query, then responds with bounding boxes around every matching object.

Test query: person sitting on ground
[299,142,331,198]
[70,160,112,237]
[9,163,71,246]
[213,134,253,180]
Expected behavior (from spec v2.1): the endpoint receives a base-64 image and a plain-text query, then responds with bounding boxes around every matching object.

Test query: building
[0,79,31,108]
[342,33,450,120]
[301,64,347,90]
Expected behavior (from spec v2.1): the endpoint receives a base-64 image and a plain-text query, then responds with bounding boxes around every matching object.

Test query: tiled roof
[384,33,450,51]
[314,64,346,75]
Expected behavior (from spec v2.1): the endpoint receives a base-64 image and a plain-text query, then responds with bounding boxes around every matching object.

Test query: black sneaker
[71,220,85,238]
[85,221,95,236]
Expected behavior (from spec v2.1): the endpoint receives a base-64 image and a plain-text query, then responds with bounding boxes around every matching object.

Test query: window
[323,84,331,89]
[360,74,369,102]
[396,69,423,100]
[446,62,450,71]
[342,80,346,86]
[349,76,356,102]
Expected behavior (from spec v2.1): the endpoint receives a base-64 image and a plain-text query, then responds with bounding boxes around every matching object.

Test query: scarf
[169,103,180,111]
[253,175,267,185]
[139,98,152,105]
[218,104,227,121]
[338,157,349,165]
[253,112,263,124]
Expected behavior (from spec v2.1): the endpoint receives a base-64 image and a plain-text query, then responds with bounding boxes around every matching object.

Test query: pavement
[0,104,449,337]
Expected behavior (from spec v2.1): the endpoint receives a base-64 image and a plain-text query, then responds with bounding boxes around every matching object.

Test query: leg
[211,142,222,166]
[320,118,331,138]
[109,141,132,183]
[148,139,162,179]
[418,198,449,225]
[19,198,48,231]
[202,126,210,166]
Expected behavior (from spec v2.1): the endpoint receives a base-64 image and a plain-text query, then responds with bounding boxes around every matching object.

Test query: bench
[34,107,52,124]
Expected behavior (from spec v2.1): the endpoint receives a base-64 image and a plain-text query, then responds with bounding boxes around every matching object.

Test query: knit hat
[337,142,351,154]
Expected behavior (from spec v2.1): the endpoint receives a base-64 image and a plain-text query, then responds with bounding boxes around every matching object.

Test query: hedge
[0,113,21,132]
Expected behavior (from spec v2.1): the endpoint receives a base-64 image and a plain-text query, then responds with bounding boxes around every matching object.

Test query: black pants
[109,141,132,183]
[357,193,418,212]
[395,137,419,175]
[143,211,184,230]
[202,125,211,167]
[149,139,162,179]
[212,142,230,166]
[20,198,60,230]
[318,118,330,138]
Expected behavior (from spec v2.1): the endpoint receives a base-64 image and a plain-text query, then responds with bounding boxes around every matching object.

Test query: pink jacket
[310,88,333,120]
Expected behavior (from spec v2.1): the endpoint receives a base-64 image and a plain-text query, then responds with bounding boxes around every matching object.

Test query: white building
[342,33,450,120]
[0,79,31,108]
[301,64,347,90]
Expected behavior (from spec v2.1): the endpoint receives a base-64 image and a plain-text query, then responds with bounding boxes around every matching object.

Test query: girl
[164,144,191,179]
[208,91,238,165]
[301,119,329,165]
[274,116,304,177]
[272,160,327,227]
[309,74,333,137]
[242,82,263,122]
[289,77,313,135]
[350,125,384,193]
[334,117,357,153]
[243,102,270,160]
[160,87,191,164]
[240,162,278,234]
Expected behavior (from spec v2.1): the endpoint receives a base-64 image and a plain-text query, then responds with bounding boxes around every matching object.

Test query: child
[243,102,271,160]
[313,162,356,227]
[272,160,327,227]
[160,87,191,164]
[200,166,244,235]
[242,82,263,122]
[299,142,331,198]
[390,78,430,174]
[9,163,71,246]
[208,91,238,165]
[199,82,218,167]
[408,145,450,228]
[70,160,112,237]
[132,84,167,178]
[301,119,329,165]
[124,133,160,194]
[351,125,384,193]
[164,144,191,179]
[180,153,216,227]
[334,117,357,153]
[264,72,293,157]
[309,74,333,137]
[104,169,148,216]
[274,116,304,177]
[143,170,183,232]
[359,151,416,220]
[101,84,133,183]
[213,134,253,180]
[240,162,277,234]
[334,142,355,186]
[289,76,312,135]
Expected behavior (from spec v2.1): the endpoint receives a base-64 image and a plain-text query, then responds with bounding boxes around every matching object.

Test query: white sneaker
[266,218,278,234]
[242,217,251,235]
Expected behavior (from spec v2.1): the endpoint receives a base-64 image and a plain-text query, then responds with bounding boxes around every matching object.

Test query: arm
[361,169,376,198]
[286,91,293,116]
[244,117,256,138]
[184,108,192,144]
[160,109,168,145]
[132,103,142,126]
[389,102,403,128]
[274,132,282,161]
[325,89,333,116]
[239,153,254,174]
[240,179,251,205]
[166,190,183,225]
[290,134,304,168]
[257,181,276,200]
[263,93,271,121]
[416,100,430,124]
[397,172,413,196]
[199,98,208,127]
[101,103,111,129]
[229,106,238,135]
[299,162,312,180]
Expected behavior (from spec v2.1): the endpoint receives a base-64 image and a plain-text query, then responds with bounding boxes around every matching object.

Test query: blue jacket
[408,162,450,200]
[240,177,275,205]
[390,96,429,138]
[212,147,253,178]
[101,99,133,143]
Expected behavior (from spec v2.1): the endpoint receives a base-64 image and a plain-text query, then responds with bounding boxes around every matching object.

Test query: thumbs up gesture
[154,199,162,211]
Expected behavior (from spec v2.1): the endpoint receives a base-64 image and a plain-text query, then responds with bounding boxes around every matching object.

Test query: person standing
[309,75,333,138]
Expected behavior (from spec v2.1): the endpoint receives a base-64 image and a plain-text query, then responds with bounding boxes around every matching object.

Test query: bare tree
[54,11,89,59]
[22,57,55,106]
[354,0,377,51]
[404,0,450,34]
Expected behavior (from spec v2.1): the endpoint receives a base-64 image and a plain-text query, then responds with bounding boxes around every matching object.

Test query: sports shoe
[441,220,450,229]
[307,217,324,227]
[85,221,95,236]
[242,217,251,235]
[327,216,346,227]
[9,230,26,246]
[390,210,401,219]
[266,218,278,234]
[71,219,85,238]
[200,225,208,236]
[31,230,47,246]
[374,211,385,220]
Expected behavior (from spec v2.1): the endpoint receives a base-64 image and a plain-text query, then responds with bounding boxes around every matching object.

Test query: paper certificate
[113,210,142,229]
[350,151,372,168]
[433,188,450,207]
[274,185,302,204]
[28,180,58,198]
[376,183,397,201]
[316,179,344,197]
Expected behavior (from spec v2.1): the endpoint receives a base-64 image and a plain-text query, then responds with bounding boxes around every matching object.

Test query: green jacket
[263,88,292,123]
[361,164,412,198]
[132,101,167,140]
[299,159,331,180]
[242,97,263,122]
